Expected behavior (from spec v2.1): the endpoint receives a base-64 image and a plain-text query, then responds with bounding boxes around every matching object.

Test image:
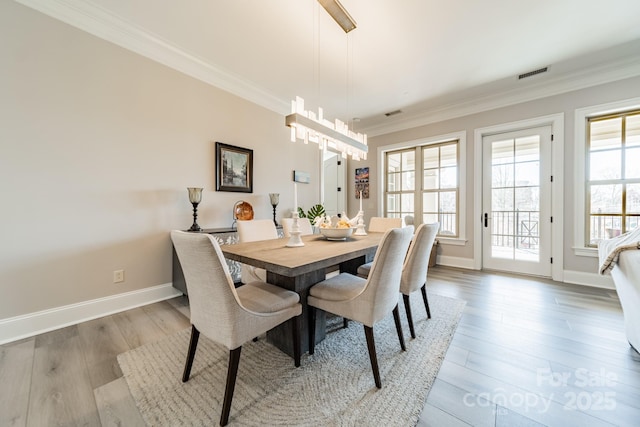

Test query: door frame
[481,126,552,276]
[473,113,564,282]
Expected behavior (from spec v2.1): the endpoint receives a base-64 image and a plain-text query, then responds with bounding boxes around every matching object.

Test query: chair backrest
[237,219,278,243]
[404,215,414,226]
[358,226,414,326]
[170,231,241,347]
[281,217,314,237]
[368,216,403,232]
[400,223,439,295]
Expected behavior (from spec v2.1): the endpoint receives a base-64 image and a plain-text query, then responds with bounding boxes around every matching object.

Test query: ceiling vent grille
[518,67,548,80]
[384,109,403,117]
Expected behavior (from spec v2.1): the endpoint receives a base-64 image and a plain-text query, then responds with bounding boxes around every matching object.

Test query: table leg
[339,255,367,275]
[266,269,326,357]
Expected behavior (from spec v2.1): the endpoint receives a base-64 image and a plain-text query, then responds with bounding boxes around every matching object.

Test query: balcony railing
[491,210,539,250]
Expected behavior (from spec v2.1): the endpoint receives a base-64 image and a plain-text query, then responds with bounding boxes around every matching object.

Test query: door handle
[484,213,488,227]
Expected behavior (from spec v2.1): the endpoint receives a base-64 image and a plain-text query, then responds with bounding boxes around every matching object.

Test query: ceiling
[19,0,640,135]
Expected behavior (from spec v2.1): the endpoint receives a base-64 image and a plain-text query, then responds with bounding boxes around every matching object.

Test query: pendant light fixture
[285,0,367,161]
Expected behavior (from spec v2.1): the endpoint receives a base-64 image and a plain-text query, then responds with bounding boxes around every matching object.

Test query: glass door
[482,126,552,276]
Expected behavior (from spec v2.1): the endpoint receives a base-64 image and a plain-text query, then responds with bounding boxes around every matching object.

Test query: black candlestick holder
[187,187,203,232]
[269,193,279,226]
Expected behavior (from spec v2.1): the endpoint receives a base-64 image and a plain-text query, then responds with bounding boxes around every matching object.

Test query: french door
[482,126,552,276]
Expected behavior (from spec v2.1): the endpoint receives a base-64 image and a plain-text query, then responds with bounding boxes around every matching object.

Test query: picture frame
[293,170,311,184]
[355,167,370,198]
[216,142,253,193]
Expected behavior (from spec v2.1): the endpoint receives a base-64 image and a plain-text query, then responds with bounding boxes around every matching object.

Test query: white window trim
[573,97,640,257]
[474,113,564,281]
[377,131,467,246]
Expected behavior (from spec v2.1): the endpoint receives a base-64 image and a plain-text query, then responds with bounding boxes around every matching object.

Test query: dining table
[221,231,385,357]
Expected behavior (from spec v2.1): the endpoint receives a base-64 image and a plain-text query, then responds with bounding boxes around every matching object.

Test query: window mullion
[416,146,422,225]
[622,116,627,233]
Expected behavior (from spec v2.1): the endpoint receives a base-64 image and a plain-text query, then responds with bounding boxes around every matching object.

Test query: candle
[294,182,298,213]
[359,191,363,212]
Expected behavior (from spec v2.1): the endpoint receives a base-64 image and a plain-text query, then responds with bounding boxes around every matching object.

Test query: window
[385,140,460,238]
[385,149,415,220]
[586,111,640,246]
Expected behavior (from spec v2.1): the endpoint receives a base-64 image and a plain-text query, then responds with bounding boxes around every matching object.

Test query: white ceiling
[19,0,640,135]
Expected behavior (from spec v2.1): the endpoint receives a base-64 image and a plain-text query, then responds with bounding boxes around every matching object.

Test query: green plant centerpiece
[298,204,325,226]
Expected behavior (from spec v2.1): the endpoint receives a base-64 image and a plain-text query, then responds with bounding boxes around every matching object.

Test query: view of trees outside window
[385,141,459,237]
[587,112,640,246]
[386,149,415,221]
[489,136,540,259]
[423,143,458,236]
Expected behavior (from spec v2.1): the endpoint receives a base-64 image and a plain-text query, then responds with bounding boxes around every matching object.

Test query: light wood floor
[1,267,639,426]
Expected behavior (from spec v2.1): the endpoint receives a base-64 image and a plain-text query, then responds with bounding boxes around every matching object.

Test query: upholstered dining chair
[356,216,404,278]
[307,227,413,388]
[171,230,302,426]
[368,216,403,232]
[236,219,279,284]
[399,222,439,338]
[281,217,314,237]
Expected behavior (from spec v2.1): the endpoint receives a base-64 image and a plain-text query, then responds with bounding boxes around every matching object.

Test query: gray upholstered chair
[400,223,439,338]
[170,230,302,426]
[281,217,314,237]
[356,216,404,278]
[307,227,413,388]
[236,219,279,284]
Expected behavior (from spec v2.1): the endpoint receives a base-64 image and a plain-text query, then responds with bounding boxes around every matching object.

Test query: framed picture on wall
[355,167,369,198]
[215,142,253,193]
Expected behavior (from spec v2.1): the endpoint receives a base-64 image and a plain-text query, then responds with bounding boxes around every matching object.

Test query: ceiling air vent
[385,109,403,117]
[518,67,548,80]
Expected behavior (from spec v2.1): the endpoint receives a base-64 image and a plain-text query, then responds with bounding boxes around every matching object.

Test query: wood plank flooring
[1,267,638,426]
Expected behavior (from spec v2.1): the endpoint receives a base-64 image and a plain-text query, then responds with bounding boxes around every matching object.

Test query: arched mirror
[320,149,346,216]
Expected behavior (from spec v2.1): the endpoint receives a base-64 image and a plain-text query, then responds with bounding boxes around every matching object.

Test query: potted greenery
[297,204,325,231]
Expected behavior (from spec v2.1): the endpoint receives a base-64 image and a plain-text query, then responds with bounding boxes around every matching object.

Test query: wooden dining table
[221,232,384,357]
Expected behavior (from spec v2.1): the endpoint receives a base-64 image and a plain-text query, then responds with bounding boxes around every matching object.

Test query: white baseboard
[436,255,478,270]
[437,257,615,290]
[0,283,182,345]
[563,270,615,289]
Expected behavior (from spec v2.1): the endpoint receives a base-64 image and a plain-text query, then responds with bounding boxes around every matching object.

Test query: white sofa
[610,250,640,352]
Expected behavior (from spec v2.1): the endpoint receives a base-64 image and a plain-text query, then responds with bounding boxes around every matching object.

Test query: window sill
[573,246,598,257]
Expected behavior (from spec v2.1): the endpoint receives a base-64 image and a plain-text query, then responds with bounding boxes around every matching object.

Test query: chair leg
[308,306,316,355]
[402,294,416,339]
[392,304,407,351]
[291,315,301,367]
[182,325,200,382]
[220,347,242,427]
[343,318,349,329]
[421,284,431,319]
[364,325,382,389]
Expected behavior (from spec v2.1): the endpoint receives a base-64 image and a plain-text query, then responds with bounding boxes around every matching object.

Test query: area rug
[117,293,465,426]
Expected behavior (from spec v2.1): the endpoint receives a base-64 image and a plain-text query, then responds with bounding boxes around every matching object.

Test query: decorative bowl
[319,227,354,241]
[233,201,254,221]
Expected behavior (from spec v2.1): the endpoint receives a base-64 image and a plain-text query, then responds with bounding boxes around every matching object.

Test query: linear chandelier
[318,0,357,33]
[285,96,368,160]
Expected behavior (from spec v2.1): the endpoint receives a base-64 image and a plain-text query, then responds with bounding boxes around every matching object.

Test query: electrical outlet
[113,269,125,283]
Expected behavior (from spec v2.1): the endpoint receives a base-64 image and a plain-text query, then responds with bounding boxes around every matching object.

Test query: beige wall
[353,75,640,274]
[0,2,319,319]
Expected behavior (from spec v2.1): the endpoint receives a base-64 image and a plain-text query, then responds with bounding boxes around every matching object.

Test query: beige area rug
[117,293,465,426]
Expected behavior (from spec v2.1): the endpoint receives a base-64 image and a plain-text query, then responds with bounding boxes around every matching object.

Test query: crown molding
[361,56,640,136]
[15,0,291,115]
[15,0,640,136]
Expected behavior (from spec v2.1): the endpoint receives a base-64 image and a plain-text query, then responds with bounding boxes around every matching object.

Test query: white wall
[0,1,319,322]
